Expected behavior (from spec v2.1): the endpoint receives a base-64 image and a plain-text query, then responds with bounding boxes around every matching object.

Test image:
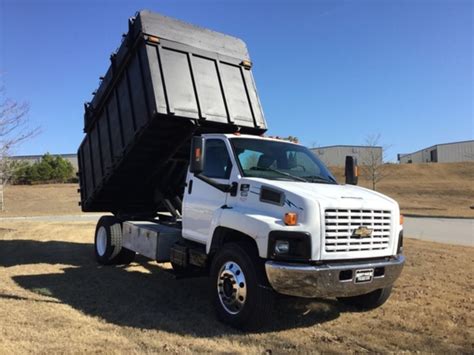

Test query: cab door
[182,139,233,244]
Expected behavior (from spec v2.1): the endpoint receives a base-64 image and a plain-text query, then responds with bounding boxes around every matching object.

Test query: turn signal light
[400,214,404,225]
[284,212,298,226]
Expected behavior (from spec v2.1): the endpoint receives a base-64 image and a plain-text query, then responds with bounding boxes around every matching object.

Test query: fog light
[275,240,290,254]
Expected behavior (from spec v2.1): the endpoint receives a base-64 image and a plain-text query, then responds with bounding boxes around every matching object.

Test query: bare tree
[359,134,390,191]
[0,86,39,210]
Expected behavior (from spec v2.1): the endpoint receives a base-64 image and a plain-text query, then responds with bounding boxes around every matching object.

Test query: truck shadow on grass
[1,239,344,335]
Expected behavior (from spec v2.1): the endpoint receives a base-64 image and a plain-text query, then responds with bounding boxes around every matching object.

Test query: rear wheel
[210,242,274,330]
[94,216,135,265]
[337,286,393,309]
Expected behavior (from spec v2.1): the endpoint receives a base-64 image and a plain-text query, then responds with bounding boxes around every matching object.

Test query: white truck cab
[180,133,403,327]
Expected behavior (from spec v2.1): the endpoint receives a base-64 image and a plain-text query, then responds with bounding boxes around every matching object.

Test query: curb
[0,214,104,221]
[403,214,474,220]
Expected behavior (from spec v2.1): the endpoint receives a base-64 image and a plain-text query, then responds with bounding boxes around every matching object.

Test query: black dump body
[78,11,267,216]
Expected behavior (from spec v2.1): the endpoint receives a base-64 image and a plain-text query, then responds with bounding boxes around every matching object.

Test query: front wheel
[210,242,274,330]
[337,286,393,310]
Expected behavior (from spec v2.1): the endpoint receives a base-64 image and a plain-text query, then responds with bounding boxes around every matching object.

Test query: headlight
[268,231,311,261]
[274,240,290,254]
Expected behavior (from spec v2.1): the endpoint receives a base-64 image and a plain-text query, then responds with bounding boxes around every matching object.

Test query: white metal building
[310,145,383,167]
[398,140,474,164]
[10,153,79,171]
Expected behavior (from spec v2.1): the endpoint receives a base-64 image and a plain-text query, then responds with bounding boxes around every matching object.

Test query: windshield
[230,138,337,184]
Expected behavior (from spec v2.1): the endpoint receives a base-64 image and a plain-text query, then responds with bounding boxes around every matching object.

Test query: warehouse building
[310,145,383,167]
[398,140,474,164]
[10,153,79,171]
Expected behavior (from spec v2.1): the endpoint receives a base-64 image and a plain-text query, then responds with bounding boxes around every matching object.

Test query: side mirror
[345,156,358,185]
[190,136,205,174]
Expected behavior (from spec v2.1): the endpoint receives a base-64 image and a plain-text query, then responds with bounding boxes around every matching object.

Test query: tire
[94,216,135,265]
[210,242,274,330]
[337,286,393,310]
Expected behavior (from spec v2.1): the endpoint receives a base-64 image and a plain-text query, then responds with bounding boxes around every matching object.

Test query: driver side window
[203,139,232,179]
[238,149,264,170]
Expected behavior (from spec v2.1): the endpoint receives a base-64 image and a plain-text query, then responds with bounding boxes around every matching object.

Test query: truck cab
[176,133,403,327]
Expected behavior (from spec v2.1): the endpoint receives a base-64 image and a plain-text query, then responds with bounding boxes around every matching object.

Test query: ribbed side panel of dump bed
[78,11,267,214]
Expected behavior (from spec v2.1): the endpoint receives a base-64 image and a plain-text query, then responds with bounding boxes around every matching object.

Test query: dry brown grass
[0,221,472,353]
[1,183,82,217]
[329,162,474,218]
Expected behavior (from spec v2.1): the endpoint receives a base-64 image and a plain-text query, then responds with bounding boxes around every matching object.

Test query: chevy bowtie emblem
[352,226,373,238]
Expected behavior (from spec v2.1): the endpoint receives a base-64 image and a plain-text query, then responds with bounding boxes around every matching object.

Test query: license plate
[355,269,374,283]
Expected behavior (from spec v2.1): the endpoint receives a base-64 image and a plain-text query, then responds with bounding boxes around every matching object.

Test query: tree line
[9,153,75,184]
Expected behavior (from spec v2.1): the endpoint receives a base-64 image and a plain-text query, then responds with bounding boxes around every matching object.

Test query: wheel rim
[217,261,247,315]
[96,226,107,256]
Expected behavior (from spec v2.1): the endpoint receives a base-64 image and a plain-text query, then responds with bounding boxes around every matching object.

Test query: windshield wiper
[251,167,308,182]
[302,175,337,184]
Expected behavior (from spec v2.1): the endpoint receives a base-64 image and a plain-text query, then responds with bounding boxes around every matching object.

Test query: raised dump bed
[78,10,267,215]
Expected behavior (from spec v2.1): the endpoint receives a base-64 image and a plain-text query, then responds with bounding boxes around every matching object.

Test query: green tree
[9,153,74,184]
[51,155,74,181]
[35,156,54,181]
[9,160,32,184]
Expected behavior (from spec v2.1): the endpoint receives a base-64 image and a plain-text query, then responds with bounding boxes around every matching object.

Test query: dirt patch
[0,221,472,353]
[0,228,15,236]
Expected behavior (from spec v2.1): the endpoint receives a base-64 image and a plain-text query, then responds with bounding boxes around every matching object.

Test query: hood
[246,178,397,210]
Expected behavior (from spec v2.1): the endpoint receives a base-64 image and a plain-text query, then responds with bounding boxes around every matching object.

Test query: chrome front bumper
[265,255,405,298]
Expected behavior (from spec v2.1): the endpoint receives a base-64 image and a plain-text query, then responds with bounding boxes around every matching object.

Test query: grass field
[0,221,472,353]
[2,162,474,218]
[324,162,474,217]
[1,183,82,217]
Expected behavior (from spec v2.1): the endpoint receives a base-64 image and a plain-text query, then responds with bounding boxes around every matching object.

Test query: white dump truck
[78,11,404,330]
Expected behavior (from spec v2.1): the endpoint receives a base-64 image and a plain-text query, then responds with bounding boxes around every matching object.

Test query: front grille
[324,209,391,253]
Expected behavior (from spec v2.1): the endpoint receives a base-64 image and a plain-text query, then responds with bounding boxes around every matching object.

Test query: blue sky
[1,0,472,161]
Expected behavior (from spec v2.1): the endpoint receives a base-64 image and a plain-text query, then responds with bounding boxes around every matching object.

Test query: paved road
[1,214,472,247]
[0,214,103,222]
[405,216,473,247]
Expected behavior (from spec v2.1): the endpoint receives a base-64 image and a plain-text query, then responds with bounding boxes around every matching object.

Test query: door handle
[188,179,193,194]
[230,182,238,196]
